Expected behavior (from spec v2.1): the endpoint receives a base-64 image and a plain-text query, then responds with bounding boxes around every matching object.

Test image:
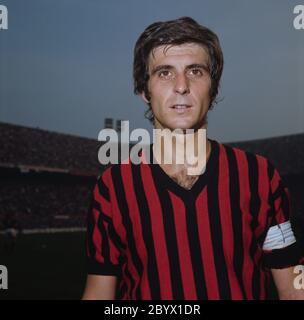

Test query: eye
[158,70,173,79]
[188,68,203,77]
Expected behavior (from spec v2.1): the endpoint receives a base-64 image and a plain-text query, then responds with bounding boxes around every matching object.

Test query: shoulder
[217,140,269,163]
[216,140,277,179]
[97,159,140,186]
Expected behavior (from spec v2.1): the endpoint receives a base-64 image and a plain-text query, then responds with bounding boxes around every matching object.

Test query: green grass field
[0,232,87,300]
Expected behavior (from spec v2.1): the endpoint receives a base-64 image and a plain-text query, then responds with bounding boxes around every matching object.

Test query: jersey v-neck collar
[147,139,219,199]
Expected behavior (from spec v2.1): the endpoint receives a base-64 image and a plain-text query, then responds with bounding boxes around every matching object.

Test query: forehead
[148,43,209,67]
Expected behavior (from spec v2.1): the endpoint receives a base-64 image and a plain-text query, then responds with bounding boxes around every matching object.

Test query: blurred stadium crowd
[0,122,102,230]
[0,173,93,229]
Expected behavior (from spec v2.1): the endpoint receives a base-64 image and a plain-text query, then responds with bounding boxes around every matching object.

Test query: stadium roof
[0,122,102,176]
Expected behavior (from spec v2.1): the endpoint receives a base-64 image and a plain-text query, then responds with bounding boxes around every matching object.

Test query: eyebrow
[150,63,209,75]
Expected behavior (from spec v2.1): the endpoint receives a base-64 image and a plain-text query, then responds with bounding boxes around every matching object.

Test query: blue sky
[0,0,303,142]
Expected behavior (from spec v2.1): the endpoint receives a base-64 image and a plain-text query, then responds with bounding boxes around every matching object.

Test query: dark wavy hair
[133,16,224,123]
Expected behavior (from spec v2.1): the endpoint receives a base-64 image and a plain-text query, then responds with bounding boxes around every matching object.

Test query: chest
[169,171,200,190]
[113,186,267,266]
[160,165,200,190]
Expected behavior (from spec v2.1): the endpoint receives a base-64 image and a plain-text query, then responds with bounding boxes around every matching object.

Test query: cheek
[192,83,211,101]
[150,83,171,103]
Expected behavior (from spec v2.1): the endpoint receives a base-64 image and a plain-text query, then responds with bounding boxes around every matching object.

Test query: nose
[174,73,190,95]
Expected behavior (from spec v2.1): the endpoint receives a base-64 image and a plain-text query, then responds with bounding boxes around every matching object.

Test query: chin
[155,117,202,131]
[167,122,197,131]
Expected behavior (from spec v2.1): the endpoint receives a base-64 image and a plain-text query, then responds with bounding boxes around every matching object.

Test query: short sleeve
[86,172,122,276]
[262,164,303,269]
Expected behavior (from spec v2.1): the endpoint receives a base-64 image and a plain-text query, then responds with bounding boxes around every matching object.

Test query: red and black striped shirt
[86,139,303,300]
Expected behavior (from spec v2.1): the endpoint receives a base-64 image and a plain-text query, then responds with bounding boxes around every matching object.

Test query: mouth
[170,104,193,113]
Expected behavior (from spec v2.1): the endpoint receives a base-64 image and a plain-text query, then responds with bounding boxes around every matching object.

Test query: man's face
[141,43,212,130]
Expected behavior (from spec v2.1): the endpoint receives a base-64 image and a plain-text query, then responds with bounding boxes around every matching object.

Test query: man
[82,17,304,300]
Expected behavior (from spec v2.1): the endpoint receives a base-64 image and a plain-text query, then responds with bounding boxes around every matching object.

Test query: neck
[153,127,210,171]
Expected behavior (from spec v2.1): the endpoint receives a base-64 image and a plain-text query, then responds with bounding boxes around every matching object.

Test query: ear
[140,91,150,104]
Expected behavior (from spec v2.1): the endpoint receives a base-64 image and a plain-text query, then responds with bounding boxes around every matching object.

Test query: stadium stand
[0,122,303,235]
[0,122,104,230]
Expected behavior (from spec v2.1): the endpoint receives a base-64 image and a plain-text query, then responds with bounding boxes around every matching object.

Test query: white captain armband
[262,221,297,251]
